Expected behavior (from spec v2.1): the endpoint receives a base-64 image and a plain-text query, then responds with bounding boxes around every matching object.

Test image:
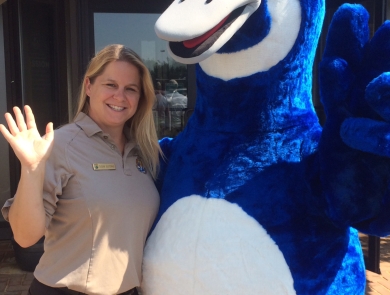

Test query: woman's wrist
[20,161,46,175]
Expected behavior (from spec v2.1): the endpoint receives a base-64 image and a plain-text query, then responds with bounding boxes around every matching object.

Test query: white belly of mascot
[142,195,295,295]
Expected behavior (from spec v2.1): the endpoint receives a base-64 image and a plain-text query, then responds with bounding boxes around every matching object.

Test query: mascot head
[155,0,325,80]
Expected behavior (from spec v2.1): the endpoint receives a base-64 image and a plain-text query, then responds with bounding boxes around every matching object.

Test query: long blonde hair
[75,44,162,179]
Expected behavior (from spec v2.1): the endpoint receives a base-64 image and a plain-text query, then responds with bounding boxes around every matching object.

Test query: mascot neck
[190,60,319,133]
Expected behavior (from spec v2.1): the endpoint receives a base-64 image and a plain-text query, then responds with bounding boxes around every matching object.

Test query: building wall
[0,5,10,221]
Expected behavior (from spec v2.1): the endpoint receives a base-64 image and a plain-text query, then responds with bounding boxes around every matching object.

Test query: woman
[0,44,161,295]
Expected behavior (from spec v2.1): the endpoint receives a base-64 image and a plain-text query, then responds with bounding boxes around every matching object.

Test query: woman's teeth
[108,104,125,111]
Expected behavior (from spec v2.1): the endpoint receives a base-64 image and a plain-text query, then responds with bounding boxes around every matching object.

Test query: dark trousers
[28,278,139,295]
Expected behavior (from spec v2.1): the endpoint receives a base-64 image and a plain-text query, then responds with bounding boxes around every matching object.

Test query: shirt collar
[74,112,101,137]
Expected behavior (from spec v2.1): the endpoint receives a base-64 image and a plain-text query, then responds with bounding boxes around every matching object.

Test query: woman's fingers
[4,112,20,135]
[44,122,54,142]
[2,105,51,144]
[1,105,54,169]
[24,105,37,130]
[0,123,13,143]
[13,106,27,132]
[2,105,38,135]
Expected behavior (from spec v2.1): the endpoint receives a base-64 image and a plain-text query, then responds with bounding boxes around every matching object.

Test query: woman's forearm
[9,163,47,248]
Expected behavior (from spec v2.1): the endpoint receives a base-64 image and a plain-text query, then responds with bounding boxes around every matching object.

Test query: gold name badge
[92,163,116,171]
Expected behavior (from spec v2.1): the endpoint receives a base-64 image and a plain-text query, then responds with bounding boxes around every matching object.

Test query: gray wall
[0,5,10,221]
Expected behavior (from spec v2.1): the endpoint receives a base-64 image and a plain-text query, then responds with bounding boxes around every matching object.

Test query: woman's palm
[0,106,54,170]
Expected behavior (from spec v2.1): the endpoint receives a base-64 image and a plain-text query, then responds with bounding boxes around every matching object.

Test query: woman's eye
[127,88,137,92]
[106,83,116,87]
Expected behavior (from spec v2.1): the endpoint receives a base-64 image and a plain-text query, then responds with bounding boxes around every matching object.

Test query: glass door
[94,12,192,138]
[0,0,67,237]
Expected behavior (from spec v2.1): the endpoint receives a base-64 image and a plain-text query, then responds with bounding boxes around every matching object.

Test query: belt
[29,278,138,295]
[58,286,138,295]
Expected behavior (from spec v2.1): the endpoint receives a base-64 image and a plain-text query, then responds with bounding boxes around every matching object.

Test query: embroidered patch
[136,157,147,174]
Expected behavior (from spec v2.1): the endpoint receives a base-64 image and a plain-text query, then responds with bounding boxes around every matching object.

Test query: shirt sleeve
[1,198,14,222]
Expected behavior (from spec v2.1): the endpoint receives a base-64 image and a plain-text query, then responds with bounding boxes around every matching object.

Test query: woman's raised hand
[0,105,54,170]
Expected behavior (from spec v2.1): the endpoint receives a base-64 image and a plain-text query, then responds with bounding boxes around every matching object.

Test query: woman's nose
[113,88,126,100]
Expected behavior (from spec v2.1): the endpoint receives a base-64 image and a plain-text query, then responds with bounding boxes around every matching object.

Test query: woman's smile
[107,104,126,112]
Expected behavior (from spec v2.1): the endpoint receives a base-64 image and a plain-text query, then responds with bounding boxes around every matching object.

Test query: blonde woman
[0,44,161,295]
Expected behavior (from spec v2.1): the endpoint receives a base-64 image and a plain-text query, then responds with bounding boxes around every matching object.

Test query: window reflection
[94,13,189,138]
[151,75,187,138]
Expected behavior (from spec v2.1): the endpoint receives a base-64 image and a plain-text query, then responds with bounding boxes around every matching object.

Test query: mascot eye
[205,0,212,3]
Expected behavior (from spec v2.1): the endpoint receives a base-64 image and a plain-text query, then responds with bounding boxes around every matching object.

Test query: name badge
[92,163,116,171]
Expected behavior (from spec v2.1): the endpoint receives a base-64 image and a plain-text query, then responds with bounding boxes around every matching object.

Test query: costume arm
[319,4,390,235]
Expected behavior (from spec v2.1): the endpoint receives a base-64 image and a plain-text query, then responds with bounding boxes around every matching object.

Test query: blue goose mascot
[142,0,390,294]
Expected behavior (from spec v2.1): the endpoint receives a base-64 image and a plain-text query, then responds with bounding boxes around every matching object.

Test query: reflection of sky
[94,13,169,63]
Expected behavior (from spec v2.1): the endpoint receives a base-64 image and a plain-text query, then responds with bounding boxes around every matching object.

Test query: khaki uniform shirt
[2,113,159,295]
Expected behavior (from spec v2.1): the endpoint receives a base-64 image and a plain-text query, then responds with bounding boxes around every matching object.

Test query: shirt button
[110,145,115,149]
[103,136,108,139]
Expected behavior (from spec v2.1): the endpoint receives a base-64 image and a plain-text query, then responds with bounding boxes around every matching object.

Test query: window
[94,13,189,138]
[88,0,196,139]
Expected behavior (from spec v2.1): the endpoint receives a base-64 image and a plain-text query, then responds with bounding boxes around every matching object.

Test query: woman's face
[85,60,141,134]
